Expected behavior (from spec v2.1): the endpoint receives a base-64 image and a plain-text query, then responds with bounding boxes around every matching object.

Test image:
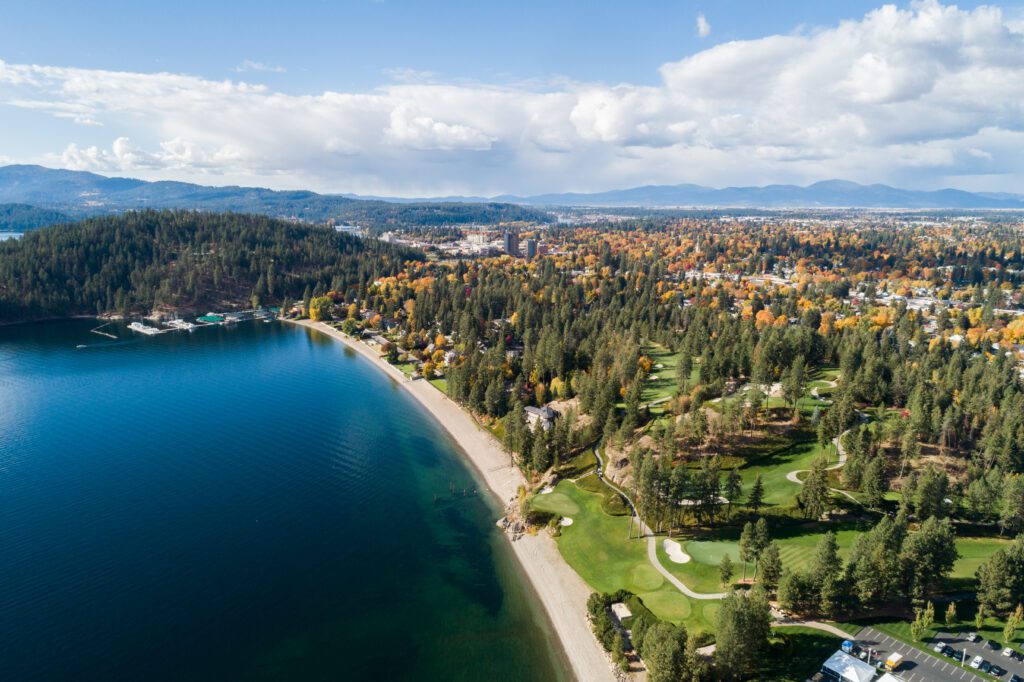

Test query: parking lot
[931,629,1024,680]
[856,626,987,682]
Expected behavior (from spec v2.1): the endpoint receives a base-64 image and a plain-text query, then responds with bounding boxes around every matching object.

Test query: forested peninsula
[0,210,418,323]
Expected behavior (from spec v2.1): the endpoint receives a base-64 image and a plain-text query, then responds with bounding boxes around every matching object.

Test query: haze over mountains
[0,165,1022,232]
[0,165,547,230]
[362,180,1024,209]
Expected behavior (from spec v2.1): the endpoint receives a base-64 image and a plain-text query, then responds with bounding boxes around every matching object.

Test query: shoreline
[287,319,616,682]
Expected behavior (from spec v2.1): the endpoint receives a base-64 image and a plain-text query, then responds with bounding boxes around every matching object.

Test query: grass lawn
[655,537,754,592]
[529,480,718,636]
[558,447,598,479]
[575,471,631,515]
[654,522,1000,596]
[655,522,865,592]
[429,377,448,393]
[737,435,825,507]
[393,361,416,377]
[949,536,1009,590]
[761,626,843,681]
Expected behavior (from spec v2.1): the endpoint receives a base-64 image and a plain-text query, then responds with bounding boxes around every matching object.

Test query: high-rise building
[503,231,520,256]
[524,238,537,260]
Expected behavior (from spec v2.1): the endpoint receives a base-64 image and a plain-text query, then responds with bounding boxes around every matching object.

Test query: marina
[123,308,279,337]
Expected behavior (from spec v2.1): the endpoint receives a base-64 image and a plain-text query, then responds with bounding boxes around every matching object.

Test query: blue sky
[1,1,1023,195]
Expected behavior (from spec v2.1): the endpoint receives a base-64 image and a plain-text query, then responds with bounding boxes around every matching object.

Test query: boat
[76,344,87,349]
[166,319,197,331]
[128,321,161,335]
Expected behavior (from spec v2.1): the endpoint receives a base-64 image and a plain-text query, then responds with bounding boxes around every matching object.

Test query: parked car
[971,655,984,669]
[989,639,1003,650]
[1008,673,1023,682]
[943,646,958,658]
[981,660,992,673]
[967,632,981,642]
[934,640,946,653]
[991,664,1006,677]
[1003,647,1014,657]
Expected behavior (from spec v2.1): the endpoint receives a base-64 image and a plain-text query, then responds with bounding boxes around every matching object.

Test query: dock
[90,323,118,339]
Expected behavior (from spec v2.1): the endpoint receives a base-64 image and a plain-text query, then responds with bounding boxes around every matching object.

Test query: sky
[1,0,1023,196]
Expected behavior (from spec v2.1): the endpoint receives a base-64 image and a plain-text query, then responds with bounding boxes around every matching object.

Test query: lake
[0,319,569,681]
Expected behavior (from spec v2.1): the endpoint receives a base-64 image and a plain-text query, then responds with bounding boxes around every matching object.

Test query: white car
[933,641,945,652]
[970,655,983,669]
[1003,647,1014,658]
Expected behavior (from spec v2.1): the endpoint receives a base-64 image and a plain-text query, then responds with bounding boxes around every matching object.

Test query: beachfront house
[524,405,557,431]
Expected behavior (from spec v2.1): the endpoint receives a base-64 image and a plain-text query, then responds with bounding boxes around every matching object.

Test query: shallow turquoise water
[0,319,569,681]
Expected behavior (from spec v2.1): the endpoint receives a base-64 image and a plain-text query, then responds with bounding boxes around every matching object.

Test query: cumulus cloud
[2,0,1024,194]
[696,13,711,38]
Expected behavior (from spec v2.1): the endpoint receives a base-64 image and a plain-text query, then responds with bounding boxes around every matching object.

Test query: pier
[90,323,118,339]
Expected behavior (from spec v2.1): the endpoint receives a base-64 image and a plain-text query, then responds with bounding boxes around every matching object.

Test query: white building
[821,650,876,682]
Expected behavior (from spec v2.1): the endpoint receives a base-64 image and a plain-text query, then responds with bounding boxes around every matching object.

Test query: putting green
[530,491,580,516]
[630,564,665,591]
[686,540,744,565]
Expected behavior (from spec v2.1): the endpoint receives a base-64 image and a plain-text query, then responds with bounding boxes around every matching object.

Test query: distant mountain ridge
[353,179,1024,209]
[0,165,550,227]
[495,179,1024,209]
[1,165,1021,216]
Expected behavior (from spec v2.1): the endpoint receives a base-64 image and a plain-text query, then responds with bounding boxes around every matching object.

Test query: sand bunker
[663,538,691,563]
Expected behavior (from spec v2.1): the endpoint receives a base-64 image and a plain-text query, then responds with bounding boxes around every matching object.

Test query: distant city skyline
[1,0,1023,195]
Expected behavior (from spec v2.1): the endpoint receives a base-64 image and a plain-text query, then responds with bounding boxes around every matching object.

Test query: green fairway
[529,480,717,635]
[737,435,825,507]
[655,537,753,592]
[948,536,1010,590]
[657,523,1006,594]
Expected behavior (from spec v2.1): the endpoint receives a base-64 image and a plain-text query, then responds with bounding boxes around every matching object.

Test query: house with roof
[524,405,557,431]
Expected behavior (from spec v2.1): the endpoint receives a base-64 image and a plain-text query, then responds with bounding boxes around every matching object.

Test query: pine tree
[739,522,755,582]
[724,469,742,517]
[748,474,765,513]
[720,553,735,587]
[801,457,832,520]
[760,542,783,593]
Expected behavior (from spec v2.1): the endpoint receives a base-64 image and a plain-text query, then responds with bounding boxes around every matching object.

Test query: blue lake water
[0,319,568,681]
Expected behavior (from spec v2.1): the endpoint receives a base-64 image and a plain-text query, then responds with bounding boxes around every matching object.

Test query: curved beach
[290,319,614,682]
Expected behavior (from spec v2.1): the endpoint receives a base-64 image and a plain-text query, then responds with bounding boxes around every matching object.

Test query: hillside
[0,210,420,322]
[0,203,71,231]
[0,165,551,227]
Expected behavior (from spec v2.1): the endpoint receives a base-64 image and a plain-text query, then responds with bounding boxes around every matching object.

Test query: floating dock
[90,322,118,339]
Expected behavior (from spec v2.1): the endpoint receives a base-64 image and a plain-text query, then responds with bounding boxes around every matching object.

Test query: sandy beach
[289,319,615,682]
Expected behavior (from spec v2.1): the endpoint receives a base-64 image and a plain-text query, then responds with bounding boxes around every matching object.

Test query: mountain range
[0,165,549,230]
[354,180,1024,209]
[0,165,1021,233]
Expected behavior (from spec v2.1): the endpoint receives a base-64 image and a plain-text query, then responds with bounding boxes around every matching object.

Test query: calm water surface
[0,319,569,681]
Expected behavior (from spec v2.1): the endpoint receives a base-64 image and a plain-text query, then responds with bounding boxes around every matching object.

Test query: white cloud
[696,13,711,38]
[235,59,285,73]
[2,1,1024,194]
